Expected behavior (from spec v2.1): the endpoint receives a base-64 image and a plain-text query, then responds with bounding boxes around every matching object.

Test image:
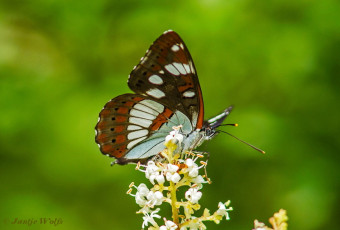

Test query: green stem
[170,181,179,225]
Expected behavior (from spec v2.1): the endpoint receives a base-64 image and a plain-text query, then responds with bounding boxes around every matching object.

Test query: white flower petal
[165,220,178,229]
[149,174,156,185]
[171,173,181,183]
[168,164,179,173]
[154,191,163,200]
[185,158,194,167]
[185,188,202,204]
[135,194,146,206]
[137,184,149,196]
[156,174,165,184]
[188,168,198,177]
[166,172,172,181]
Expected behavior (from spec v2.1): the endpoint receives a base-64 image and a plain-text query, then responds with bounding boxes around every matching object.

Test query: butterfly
[95,30,233,165]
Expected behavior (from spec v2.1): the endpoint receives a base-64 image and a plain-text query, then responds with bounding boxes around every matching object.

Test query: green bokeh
[1,0,339,229]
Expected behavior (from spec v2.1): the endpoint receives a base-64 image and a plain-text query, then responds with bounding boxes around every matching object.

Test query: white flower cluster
[127,126,233,229]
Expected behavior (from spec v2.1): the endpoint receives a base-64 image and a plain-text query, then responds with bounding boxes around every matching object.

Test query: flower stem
[169,181,179,225]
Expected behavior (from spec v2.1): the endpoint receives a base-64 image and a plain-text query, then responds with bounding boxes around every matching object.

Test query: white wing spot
[173,62,186,75]
[134,103,160,116]
[171,44,180,52]
[129,117,152,127]
[164,30,173,34]
[131,109,156,120]
[191,111,198,128]
[127,125,143,131]
[140,56,148,64]
[183,64,191,74]
[183,90,196,98]
[179,43,184,49]
[148,75,164,85]
[159,70,164,74]
[139,100,164,113]
[189,60,195,74]
[146,88,166,99]
[165,64,180,76]
[127,130,148,140]
[127,136,147,149]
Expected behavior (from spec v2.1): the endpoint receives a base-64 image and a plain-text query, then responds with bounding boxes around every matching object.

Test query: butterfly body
[95,30,232,165]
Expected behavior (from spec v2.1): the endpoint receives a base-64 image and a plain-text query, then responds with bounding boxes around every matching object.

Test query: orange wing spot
[163,108,173,118]
[196,87,204,129]
[116,116,128,123]
[178,77,194,93]
[115,125,125,133]
[115,134,126,144]
[100,108,111,116]
[96,121,107,130]
[102,144,113,153]
[101,144,127,158]
[117,107,129,114]
[178,85,192,93]
[124,101,134,107]
[132,96,144,102]
[151,121,163,131]
[113,145,127,158]
[97,133,108,142]
[150,108,173,131]
[106,101,117,107]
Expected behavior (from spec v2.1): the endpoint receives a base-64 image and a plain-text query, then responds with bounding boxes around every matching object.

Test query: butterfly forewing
[128,30,204,129]
[95,93,177,164]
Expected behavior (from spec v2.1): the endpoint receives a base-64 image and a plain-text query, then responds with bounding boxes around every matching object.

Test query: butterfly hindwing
[95,93,177,164]
[128,30,204,129]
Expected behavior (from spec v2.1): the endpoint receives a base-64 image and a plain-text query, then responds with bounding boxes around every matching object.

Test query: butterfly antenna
[218,130,265,154]
[219,123,239,127]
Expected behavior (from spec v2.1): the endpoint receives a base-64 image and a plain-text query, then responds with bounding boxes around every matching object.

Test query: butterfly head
[201,106,234,137]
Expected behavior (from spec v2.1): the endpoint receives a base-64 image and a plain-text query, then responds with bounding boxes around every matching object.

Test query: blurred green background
[1,0,339,229]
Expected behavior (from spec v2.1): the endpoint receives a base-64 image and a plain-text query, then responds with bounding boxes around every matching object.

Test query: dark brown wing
[128,30,204,129]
